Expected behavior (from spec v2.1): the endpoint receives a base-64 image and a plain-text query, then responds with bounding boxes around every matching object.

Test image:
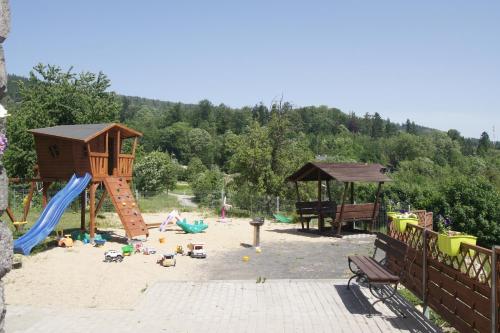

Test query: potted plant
[436,216,477,257]
[393,210,419,232]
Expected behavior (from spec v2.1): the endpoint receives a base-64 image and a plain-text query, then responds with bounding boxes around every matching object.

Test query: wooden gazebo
[287,162,391,236]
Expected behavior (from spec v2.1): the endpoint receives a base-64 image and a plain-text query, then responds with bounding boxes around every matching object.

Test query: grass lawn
[6,192,181,238]
[171,182,193,195]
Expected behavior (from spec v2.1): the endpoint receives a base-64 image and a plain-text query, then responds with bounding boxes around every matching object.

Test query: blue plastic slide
[14,173,92,255]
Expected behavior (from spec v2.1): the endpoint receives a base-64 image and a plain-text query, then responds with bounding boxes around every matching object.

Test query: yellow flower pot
[393,217,419,232]
[387,212,399,222]
[437,233,477,257]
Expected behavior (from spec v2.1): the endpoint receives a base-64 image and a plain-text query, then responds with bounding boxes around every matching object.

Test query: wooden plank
[428,257,491,298]
[89,183,98,238]
[428,266,491,318]
[428,295,474,333]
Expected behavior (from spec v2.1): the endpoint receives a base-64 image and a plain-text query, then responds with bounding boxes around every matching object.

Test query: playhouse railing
[382,224,499,333]
[89,153,108,178]
[118,154,134,177]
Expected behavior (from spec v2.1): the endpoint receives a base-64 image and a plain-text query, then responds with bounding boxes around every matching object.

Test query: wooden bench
[334,203,378,235]
[295,201,336,230]
[347,255,403,316]
[335,203,376,222]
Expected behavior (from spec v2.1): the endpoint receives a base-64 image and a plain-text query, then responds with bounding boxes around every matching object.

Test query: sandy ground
[4,211,364,310]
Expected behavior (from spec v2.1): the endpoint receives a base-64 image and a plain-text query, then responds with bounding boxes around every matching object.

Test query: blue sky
[5,1,500,138]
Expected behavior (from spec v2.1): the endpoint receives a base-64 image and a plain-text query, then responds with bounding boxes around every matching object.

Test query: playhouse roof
[29,123,142,142]
[287,162,391,183]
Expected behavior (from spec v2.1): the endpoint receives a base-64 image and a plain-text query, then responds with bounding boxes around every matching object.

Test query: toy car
[104,250,124,262]
[58,234,74,247]
[143,247,156,255]
[158,253,176,267]
[122,244,134,256]
[187,243,206,259]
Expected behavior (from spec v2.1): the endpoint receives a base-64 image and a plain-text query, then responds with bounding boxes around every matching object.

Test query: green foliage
[4,70,500,246]
[4,65,120,177]
[134,151,177,192]
[186,157,207,182]
[190,166,223,206]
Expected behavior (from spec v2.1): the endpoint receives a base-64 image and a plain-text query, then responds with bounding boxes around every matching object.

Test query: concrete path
[6,280,440,333]
[169,193,197,208]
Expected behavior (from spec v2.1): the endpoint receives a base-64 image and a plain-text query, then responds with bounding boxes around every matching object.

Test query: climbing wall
[103,177,148,238]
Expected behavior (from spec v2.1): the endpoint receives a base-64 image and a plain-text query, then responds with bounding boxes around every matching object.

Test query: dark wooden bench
[295,201,336,230]
[347,255,404,316]
[334,203,378,235]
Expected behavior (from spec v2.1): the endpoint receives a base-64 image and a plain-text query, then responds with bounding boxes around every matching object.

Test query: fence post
[492,245,498,333]
[276,196,280,213]
[422,229,430,319]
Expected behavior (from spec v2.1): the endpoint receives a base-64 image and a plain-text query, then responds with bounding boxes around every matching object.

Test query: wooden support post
[294,181,301,201]
[422,229,430,319]
[42,182,52,208]
[114,130,121,176]
[492,245,499,333]
[22,181,36,221]
[89,183,97,240]
[336,182,349,236]
[5,206,16,223]
[326,180,332,202]
[295,181,306,230]
[94,187,107,216]
[370,182,383,233]
[317,176,323,231]
[350,182,355,204]
[80,190,86,231]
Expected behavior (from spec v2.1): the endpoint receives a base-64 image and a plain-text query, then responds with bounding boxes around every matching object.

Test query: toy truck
[104,250,124,262]
[187,243,206,259]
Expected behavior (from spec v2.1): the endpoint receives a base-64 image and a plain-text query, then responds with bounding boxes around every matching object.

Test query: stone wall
[0,1,10,333]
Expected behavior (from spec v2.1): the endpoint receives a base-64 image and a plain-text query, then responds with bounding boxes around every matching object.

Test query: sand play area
[5,211,374,310]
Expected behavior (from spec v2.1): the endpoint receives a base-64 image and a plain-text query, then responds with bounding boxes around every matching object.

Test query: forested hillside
[3,65,500,246]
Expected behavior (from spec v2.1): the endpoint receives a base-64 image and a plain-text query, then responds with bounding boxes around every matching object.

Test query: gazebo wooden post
[326,180,334,232]
[317,174,323,231]
[370,182,383,232]
[80,190,86,231]
[350,182,355,204]
[326,180,332,202]
[42,181,52,208]
[336,182,350,236]
[294,181,300,201]
[89,182,98,240]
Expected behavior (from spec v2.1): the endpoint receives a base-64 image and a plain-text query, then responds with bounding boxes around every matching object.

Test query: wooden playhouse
[29,123,148,239]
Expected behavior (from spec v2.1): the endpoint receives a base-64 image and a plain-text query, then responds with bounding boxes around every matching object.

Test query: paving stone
[6,280,440,333]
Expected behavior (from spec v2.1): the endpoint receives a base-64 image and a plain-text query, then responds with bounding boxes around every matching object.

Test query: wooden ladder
[103,177,148,238]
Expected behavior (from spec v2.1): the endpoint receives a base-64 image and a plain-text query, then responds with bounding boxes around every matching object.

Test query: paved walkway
[6,280,440,333]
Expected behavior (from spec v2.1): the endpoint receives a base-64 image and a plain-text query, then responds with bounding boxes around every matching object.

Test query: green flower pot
[393,217,419,232]
[437,233,477,257]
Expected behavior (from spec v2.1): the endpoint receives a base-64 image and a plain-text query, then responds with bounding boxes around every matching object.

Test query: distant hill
[4,73,438,136]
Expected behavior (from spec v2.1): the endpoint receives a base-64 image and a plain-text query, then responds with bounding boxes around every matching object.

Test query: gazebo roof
[287,162,391,183]
[29,123,142,143]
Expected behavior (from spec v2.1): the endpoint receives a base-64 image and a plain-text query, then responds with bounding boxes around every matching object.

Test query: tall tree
[477,131,492,155]
[371,112,384,138]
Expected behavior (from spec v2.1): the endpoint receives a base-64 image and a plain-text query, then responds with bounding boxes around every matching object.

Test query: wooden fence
[378,224,499,333]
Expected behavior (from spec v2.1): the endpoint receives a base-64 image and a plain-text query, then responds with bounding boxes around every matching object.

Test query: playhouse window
[48,144,60,158]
